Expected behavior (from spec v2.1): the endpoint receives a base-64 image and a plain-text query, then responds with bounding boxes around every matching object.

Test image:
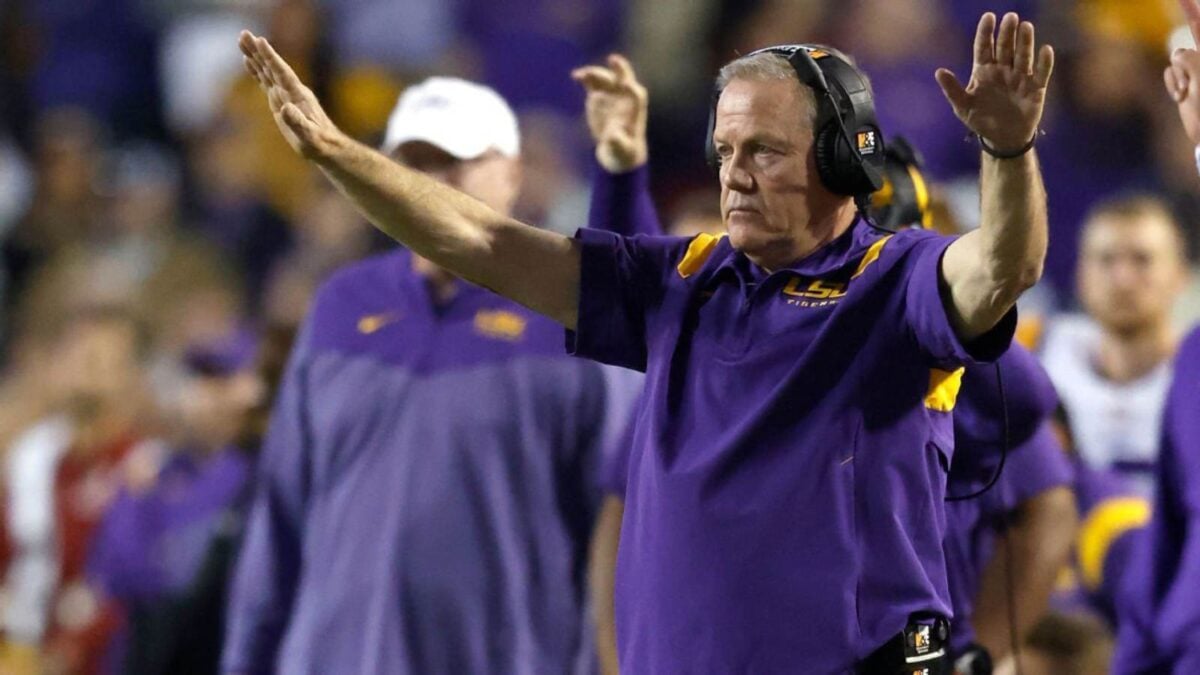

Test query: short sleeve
[903,234,1017,368]
[566,229,690,372]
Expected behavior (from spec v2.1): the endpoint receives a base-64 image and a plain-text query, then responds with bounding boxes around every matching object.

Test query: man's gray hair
[715,52,818,129]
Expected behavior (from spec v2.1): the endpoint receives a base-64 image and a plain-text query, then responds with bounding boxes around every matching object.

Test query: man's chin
[1099,312,1157,337]
[725,226,762,253]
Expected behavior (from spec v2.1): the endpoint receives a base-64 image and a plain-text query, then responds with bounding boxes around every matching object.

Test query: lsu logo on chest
[778,232,892,308]
[781,277,847,308]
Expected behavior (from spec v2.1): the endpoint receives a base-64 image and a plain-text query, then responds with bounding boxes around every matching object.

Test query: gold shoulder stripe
[851,235,892,279]
[924,367,965,412]
[676,233,726,279]
[1077,496,1151,590]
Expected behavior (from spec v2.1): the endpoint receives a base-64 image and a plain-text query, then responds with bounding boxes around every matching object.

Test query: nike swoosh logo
[357,312,400,334]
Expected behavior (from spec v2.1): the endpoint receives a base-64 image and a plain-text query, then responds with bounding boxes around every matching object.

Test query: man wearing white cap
[221,78,638,674]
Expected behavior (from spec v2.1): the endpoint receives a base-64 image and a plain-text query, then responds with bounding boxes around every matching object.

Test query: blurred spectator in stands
[184,114,291,301]
[146,0,266,139]
[0,127,32,343]
[1037,29,1161,300]
[0,307,155,674]
[89,328,262,675]
[2,108,104,316]
[24,0,163,139]
[834,0,976,181]
[459,0,622,118]
[323,0,456,73]
[10,142,244,363]
[1041,195,1190,495]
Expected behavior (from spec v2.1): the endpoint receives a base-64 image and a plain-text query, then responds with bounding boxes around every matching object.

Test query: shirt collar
[711,216,886,288]
[392,246,491,312]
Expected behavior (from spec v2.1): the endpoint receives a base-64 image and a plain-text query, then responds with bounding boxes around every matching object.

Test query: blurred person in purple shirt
[88,329,262,675]
[220,77,639,675]
[941,358,1075,675]
[1114,5,1200,670]
[1046,405,1149,632]
[239,10,1054,670]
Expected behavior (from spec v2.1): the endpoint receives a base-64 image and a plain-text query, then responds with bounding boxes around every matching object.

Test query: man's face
[180,370,264,450]
[1078,213,1188,335]
[392,141,521,217]
[55,318,140,407]
[712,78,826,267]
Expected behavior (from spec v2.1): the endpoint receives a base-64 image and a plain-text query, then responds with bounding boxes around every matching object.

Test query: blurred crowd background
[0,0,1195,672]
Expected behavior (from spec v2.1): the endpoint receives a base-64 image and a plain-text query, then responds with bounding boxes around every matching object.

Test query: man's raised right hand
[239,30,345,163]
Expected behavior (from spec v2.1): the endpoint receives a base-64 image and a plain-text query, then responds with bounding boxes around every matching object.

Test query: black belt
[855,615,952,675]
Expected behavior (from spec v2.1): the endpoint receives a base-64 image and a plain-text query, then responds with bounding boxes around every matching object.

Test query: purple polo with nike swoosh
[569,207,1016,671]
[221,247,641,675]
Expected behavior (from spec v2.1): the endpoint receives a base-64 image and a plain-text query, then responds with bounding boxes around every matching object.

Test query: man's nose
[720,153,753,192]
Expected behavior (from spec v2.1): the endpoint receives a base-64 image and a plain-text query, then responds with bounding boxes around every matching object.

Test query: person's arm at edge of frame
[1157,5,1200,670]
[971,485,1078,669]
[589,495,625,675]
[573,54,664,237]
[937,12,1054,342]
[238,32,581,330]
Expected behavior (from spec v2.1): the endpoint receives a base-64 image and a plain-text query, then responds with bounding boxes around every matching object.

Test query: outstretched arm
[238,32,581,328]
[937,12,1053,342]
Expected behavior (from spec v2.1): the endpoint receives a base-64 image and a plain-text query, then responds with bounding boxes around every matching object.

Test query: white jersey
[3,416,73,642]
[1041,314,1170,496]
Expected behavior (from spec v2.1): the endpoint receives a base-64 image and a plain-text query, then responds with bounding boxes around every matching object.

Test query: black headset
[705,44,886,199]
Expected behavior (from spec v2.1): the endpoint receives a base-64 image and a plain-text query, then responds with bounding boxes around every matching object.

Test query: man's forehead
[391,140,461,167]
[714,79,808,130]
[1084,214,1178,247]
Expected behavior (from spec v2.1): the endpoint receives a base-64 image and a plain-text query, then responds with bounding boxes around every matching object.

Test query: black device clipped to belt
[856,614,952,674]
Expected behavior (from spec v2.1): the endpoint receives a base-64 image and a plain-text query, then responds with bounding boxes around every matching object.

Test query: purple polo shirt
[89,447,252,601]
[1051,462,1148,627]
[942,345,1073,653]
[221,249,639,674]
[1114,327,1200,675]
[569,215,1016,670]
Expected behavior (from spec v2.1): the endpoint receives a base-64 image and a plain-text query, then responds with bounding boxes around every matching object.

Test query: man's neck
[1095,322,1177,384]
[748,201,858,273]
[412,255,461,305]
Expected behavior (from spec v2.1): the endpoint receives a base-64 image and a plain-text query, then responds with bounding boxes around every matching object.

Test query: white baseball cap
[382,77,520,159]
